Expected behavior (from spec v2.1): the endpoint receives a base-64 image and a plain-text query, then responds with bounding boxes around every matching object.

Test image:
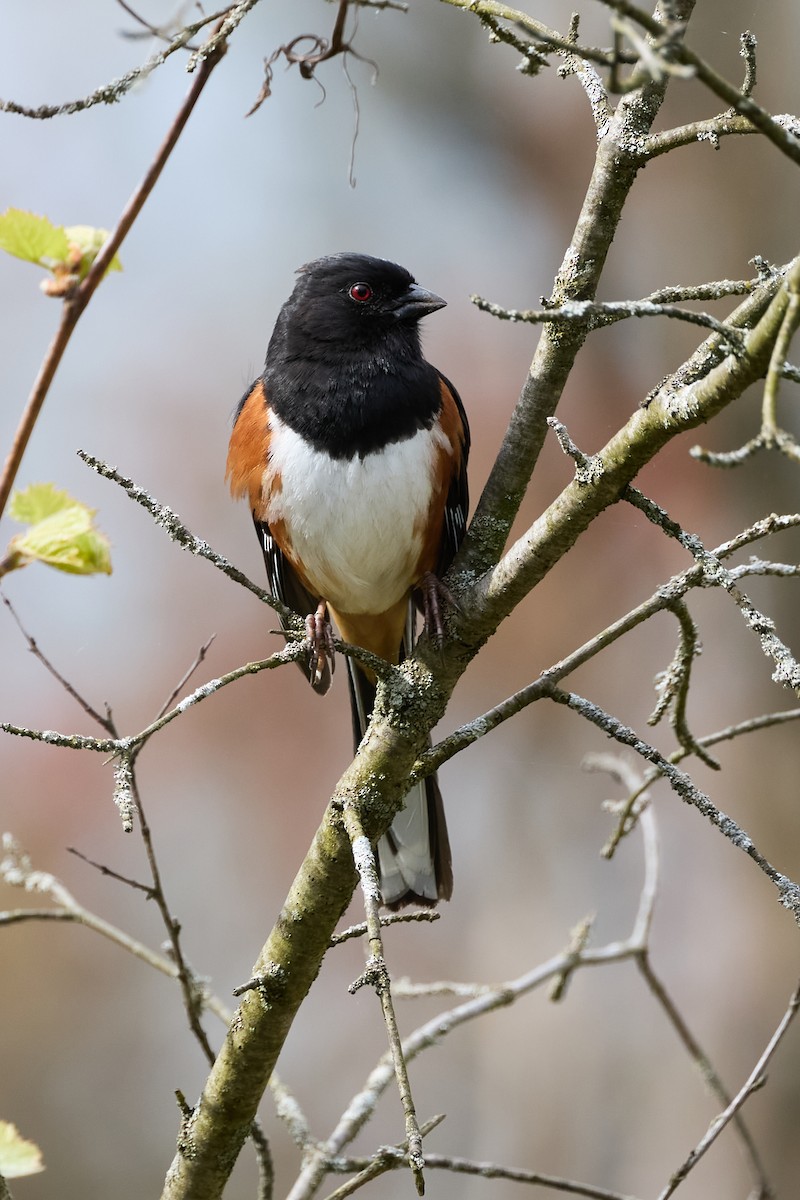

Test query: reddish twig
[0,33,227,519]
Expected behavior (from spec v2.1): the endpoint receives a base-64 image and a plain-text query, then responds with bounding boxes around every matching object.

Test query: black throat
[263,322,442,460]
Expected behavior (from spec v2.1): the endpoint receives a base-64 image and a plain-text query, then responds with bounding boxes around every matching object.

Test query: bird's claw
[418,571,459,646]
[305,602,335,685]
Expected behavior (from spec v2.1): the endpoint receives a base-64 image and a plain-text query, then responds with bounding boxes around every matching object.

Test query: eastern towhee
[226,253,470,907]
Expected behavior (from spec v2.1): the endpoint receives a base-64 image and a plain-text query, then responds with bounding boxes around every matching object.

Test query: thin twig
[128,764,215,1055]
[76,451,405,685]
[1,834,181,979]
[2,587,277,1177]
[594,0,800,165]
[638,956,773,1197]
[546,684,800,921]
[0,9,230,118]
[67,846,154,897]
[1,591,115,733]
[116,0,206,51]
[586,758,772,1194]
[656,980,800,1199]
[471,293,749,349]
[0,32,227,519]
[1,833,278,1189]
[648,599,720,769]
[186,0,262,70]
[353,1152,645,1200]
[343,806,426,1194]
[76,452,289,616]
[156,635,216,720]
[422,511,800,780]
[321,1116,446,1200]
[625,485,800,691]
[287,807,660,1200]
[691,258,800,467]
[1,648,306,756]
[603,704,800,858]
[330,910,440,946]
[439,0,637,71]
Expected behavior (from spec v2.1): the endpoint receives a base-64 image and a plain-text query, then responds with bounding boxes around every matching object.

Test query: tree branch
[449,0,697,586]
[463,256,797,640]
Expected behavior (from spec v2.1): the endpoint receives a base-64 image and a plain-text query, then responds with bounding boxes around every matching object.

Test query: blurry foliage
[2,483,112,578]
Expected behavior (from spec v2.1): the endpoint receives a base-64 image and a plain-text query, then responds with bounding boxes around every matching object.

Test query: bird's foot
[417,571,459,647]
[305,601,335,686]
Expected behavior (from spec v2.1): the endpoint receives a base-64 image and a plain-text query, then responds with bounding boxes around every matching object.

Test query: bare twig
[116,0,207,51]
[186,0,263,70]
[0,8,231,118]
[76,452,291,619]
[422,512,800,780]
[246,0,382,122]
[0,837,283,1191]
[594,0,800,164]
[343,806,426,1194]
[1,834,181,980]
[625,486,800,691]
[156,635,217,720]
[330,910,440,946]
[439,0,637,72]
[322,1116,446,1200]
[67,846,154,897]
[288,802,660,1200]
[2,590,280,1182]
[603,703,800,859]
[587,757,773,1195]
[367,1153,645,1200]
[471,292,749,348]
[656,980,800,1199]
[1,590,115,733]
[638,956,773,1197]
[1,648,306,757]
[692,259,800,467]
[328,1149,642,1200]
[547,684,800,921]
[648,599,720,769]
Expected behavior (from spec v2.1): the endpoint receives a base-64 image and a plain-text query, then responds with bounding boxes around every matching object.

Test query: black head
[263,253,447,457]
[279,253,446,349]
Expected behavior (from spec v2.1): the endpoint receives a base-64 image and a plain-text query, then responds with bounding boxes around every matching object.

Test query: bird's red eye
[349,282,373,303]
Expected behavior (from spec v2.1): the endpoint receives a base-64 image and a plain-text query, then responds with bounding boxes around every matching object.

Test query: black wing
[436,371,471,575]
[253,517,332,695]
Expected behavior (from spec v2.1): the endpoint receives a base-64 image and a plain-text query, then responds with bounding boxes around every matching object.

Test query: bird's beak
[393,283,447,321]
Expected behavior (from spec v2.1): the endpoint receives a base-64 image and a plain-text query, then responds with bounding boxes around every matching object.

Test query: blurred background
[2,1,800,1197]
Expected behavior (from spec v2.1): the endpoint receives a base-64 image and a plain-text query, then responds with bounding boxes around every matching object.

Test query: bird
[226,253,470,907]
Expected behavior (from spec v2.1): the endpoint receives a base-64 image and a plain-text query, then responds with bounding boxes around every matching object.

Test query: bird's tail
[345,626,452,909]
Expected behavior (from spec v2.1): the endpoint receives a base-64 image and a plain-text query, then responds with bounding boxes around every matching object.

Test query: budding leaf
[64,224,123,277]
[0,209,68,266]
[0,1120,45,1178]
[5,483,112,577]
[0,208,121,296]
[8,481,76,524]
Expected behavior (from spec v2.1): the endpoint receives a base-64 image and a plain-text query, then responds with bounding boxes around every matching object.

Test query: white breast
[265,413,450,614]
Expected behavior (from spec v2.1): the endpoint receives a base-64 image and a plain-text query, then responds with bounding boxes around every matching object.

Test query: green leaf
[64,224,122,276]
[0,209,68,266]
[8,482,76,524]
[0,1120,45,1178]
[5,484,112,577]
[0,210,121,295]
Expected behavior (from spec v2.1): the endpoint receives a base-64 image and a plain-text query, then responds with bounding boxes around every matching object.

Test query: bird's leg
[417,572,459,647]
[305,600,335,685]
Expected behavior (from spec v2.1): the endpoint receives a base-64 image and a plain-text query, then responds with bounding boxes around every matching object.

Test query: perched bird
[226,253,470,907]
